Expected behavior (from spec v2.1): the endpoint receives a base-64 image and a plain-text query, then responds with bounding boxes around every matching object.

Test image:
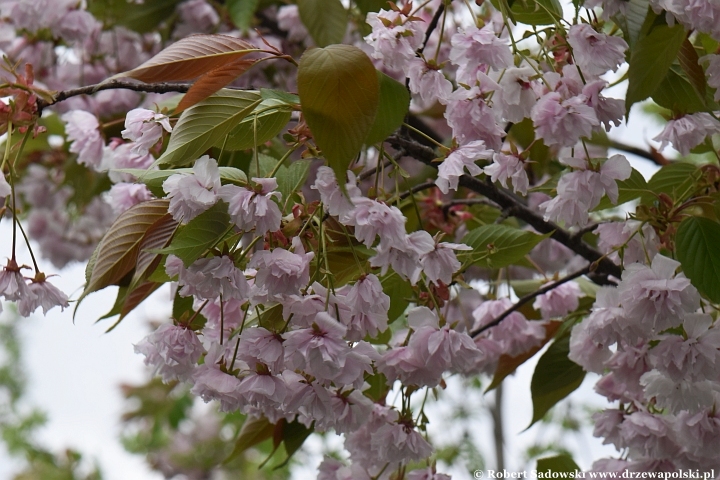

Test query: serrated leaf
[297,0,348,47]
[175,59,256,113]
[642,162,700,204]
[82,199,170,300]
[129,214,178,291]
[227,0,259,31]
[381,272,414,323]
[155,202,231,266]
[156,89,263,166]
[626,23,686,115]
[364,71,410,146]
[611,0,650,48]
[529,333,585,427]
[536,454,581,473]
[219,98,293,151]
[652,66,709,114]
[261,88,300,105]
[676,217,720,303]
[276,159,312,212]
[593,167,648,210]
[88,0,181,34]
[494,0,562,26]
[225,416,274,464]
[298,45,379,188]
[116,167,248,196]
[487,320,561,392]
[462,224,550,269]
[678,38,707,99]
[110,34,259,83]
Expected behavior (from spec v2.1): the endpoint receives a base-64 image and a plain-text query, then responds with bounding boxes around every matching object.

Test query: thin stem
[402,122,448,150]
[470,264,592,338]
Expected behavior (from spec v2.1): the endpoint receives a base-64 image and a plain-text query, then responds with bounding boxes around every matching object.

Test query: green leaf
[381,272,414,323]
[364,71,410,146]
[298,45,379,186]
[626,23,686,115]
[154,202,231,266]
[462,224,549,269]
[116,166,248,197]
[678,38,707,100]
[355,0,388,15]
[536,454,581,473]
[81,199,170,300]
[676,217,720,303]
[219,98,293,151]
[364,372,389,401]
[88,0,181,33]
[529,334,585,427]
[652,66,709,114]
[279,420,313,467]
[297,0,348,47]
[611,0,650,48]
[225,416,274,464]
[157,89,263,166]
[642,162,700,204]
[129,214,178,291]
[593,168,648,210]
[275,159,313,212]
[260,88,300,105]
[227,0,259,31]
[496,0,563,26]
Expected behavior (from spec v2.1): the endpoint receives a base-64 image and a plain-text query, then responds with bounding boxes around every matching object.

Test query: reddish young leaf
[129,213,179,290]
[175,58,256,113]
[110,34,259,83]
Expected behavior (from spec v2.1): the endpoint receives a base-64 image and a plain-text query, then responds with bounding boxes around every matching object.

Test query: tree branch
[470,264,592,338]
[387,134,622,283]
[418,3,445,56]
[36,80,194,113]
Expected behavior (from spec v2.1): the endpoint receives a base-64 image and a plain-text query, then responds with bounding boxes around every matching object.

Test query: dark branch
[418,3,445,56]
[387,134,622,283]
[470,265,592,338]
[36,80,193,113]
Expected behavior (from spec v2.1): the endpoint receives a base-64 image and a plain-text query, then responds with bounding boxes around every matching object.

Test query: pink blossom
[107,182,154,215]
[198,296,246,343]
[583,80,625,131]
[121,108,172,155]
[283,312,351,382]
[593,409,626,450]
[445,84,505,149]
[370,230,434,284]
[364,9,425,70]
[344,197,407,248]
[312,166,360,219]
[235,327,285,374]
[17,275,69,316]
[237,371,287,411]
[218,178,282,235]
[277,5,309,43]
[344,274,390,340]
[436,140,493,194]
[597,220,659,266]
[531,92,599,148]
[619,411,681,459]
[317,457,369,480]
[495,66,538,123]
[371,420,433,463]
[191,364,243,412]
[177,254,250,301]
[104,140,155,183]
[653,113,720,156]
[134,324,205,382]
[0,261,33,302]
[420,241,472,285]
[62,110,105,171]
[484,153,529,195]
[407,57,453,105]
[640,370,719,414]
[163,155,220,223]
[450,25,513,84]
[250,237,314,297]
[327,389,374,434]
[175,0,219,37]
[472,299,546,357]
[533,281,582,319]
[567,24,628,77]
[53,9,101,43]
[407,467,452,480]
[675,409,720,462]
[618,254,700,334]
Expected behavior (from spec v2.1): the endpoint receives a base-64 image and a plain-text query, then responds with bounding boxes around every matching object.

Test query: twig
[388,133,622,283]
[397,180,436,201]
[418,3,445,56]
[36,80,194,113]
[470,264,592,338]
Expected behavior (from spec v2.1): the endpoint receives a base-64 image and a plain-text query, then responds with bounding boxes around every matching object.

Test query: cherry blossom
[163,155,221,223]
[436,140,493,194]
[653,113,720,156]
[567,24,628,77]
[121,108,172,155]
